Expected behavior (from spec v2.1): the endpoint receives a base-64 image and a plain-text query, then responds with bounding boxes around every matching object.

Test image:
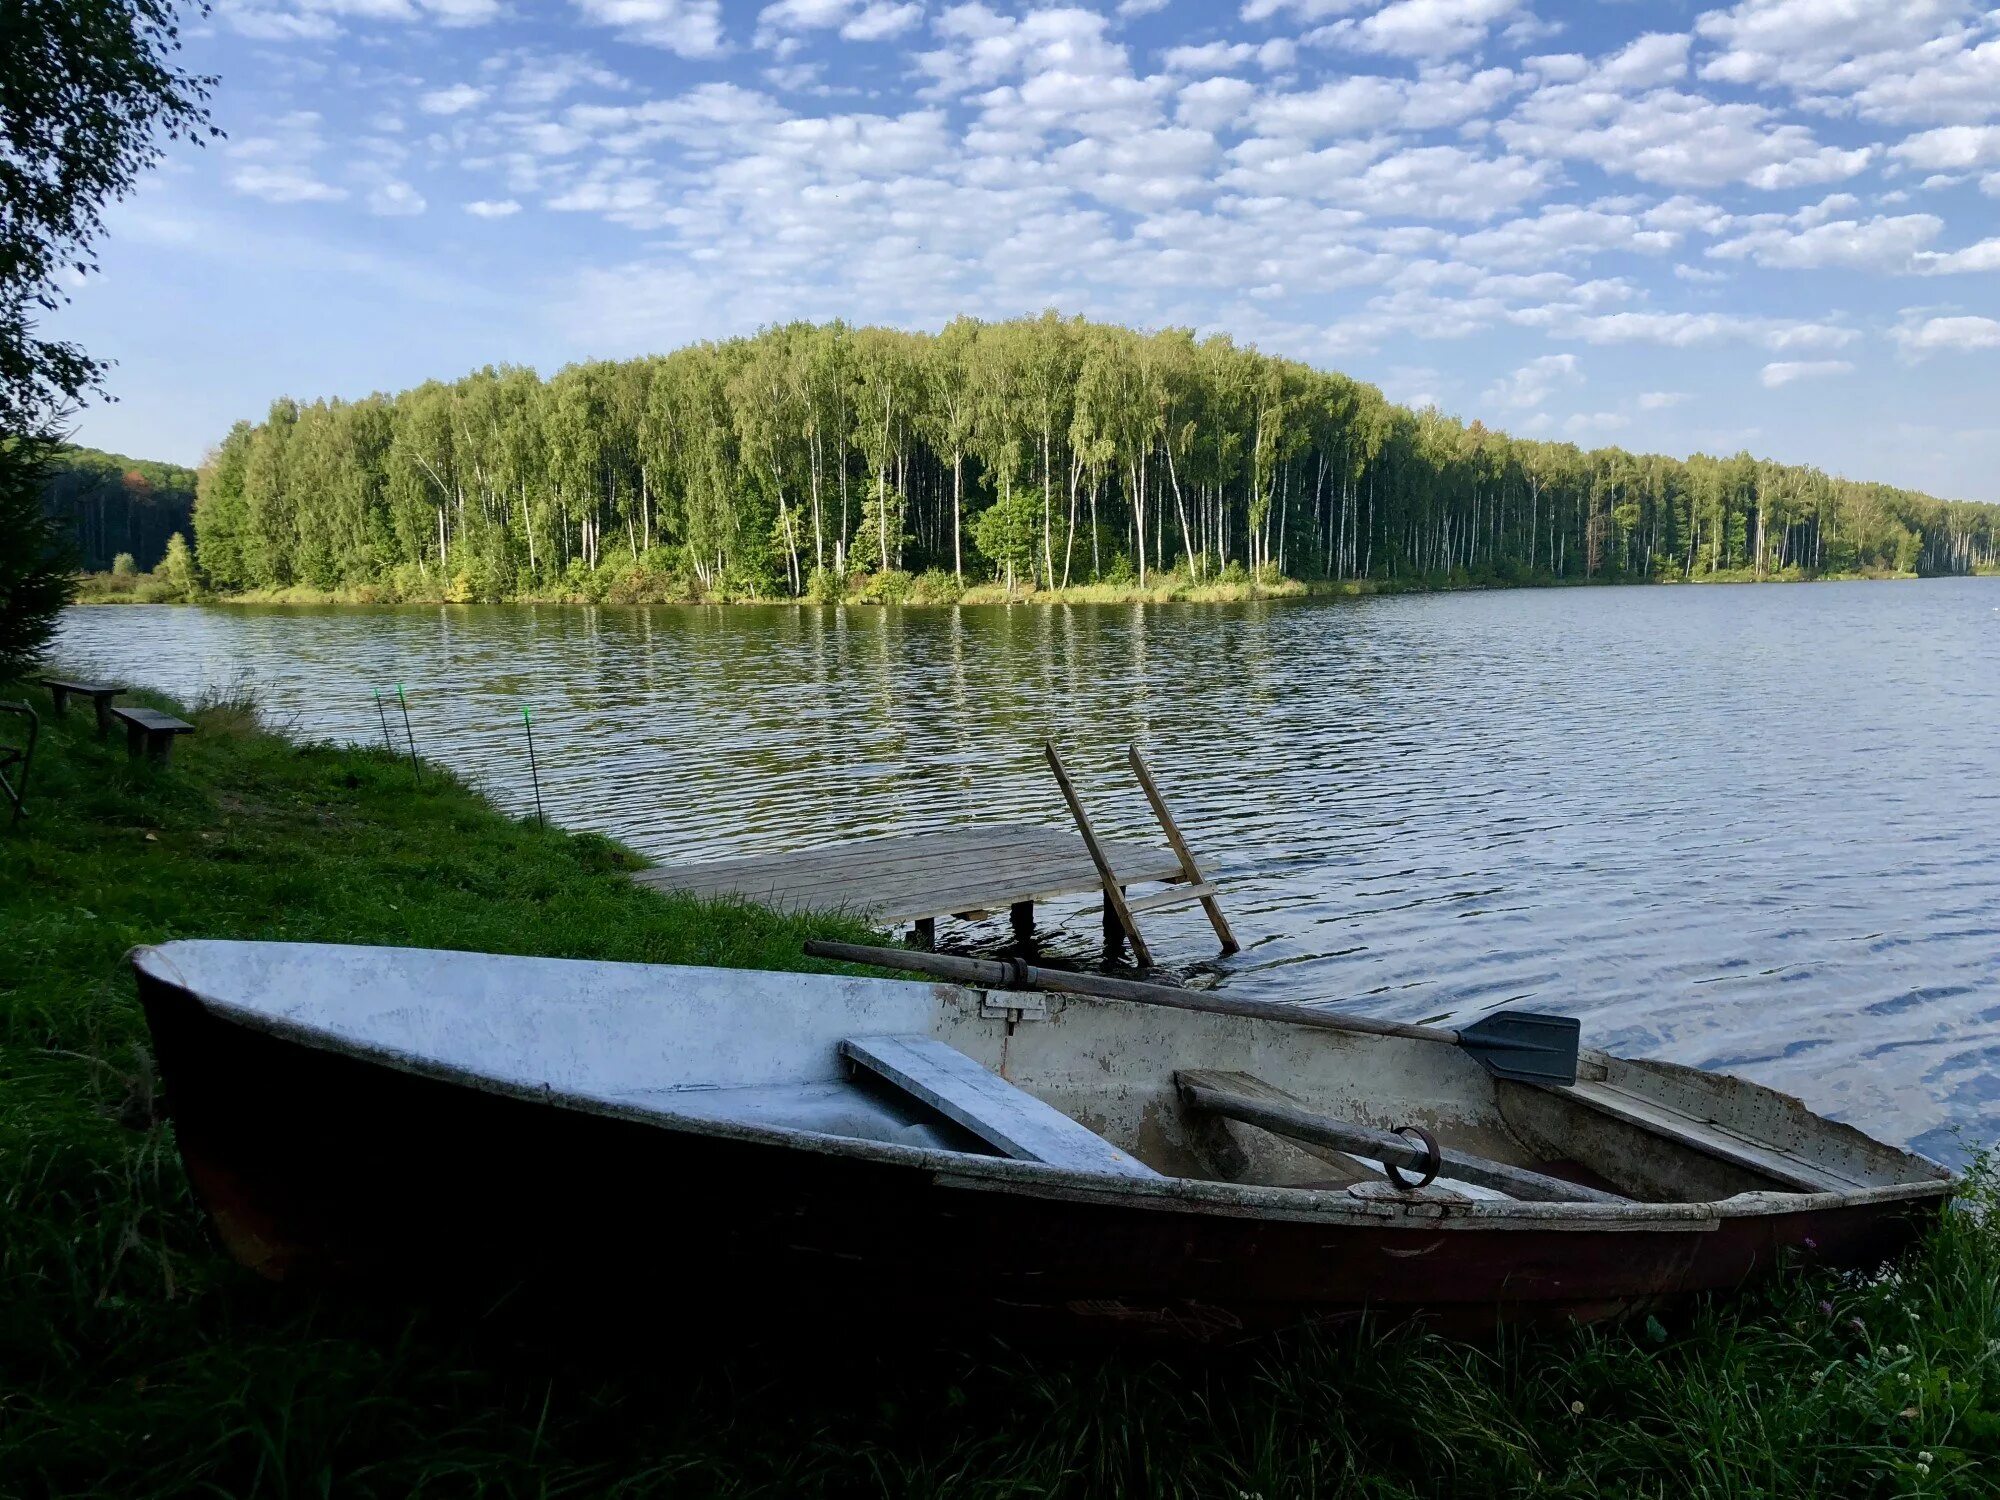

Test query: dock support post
[1009,901,1035,943]
[1044,741,1154,968]
[1101,890,1126,957]
[910,917,936,951]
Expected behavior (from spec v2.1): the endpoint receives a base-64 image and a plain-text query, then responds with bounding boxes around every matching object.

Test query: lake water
[55,580,2000,1166]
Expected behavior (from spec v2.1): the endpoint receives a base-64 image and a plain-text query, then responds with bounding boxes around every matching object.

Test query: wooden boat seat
[1558,1079,1862,1194]
[841,1035,1161,1179]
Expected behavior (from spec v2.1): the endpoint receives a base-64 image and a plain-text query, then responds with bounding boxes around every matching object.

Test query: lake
[55,580,2000,1166]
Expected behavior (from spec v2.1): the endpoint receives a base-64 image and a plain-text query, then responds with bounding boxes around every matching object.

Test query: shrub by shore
[2,680,1997,1496]
[68,559,1946,611]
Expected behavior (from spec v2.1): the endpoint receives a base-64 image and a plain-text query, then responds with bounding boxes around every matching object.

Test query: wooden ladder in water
[1043,741,1239,967]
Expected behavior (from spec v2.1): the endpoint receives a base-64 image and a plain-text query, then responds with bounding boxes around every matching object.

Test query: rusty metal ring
[1383,1124,1441,1192]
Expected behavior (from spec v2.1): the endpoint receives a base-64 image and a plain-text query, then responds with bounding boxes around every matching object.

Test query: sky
[48,0,2000,501]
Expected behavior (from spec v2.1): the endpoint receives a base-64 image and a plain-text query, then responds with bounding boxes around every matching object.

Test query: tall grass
[1,679,1996,1496]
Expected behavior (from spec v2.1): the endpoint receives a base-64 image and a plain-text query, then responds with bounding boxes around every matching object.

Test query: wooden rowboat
[132,940,1953,1341]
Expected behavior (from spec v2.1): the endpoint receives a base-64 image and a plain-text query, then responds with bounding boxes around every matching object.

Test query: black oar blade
[1457,1010,1580,1086]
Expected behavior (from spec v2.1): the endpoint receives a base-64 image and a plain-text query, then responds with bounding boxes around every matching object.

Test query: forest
[43,445,197,573]
[189,314,2000,603]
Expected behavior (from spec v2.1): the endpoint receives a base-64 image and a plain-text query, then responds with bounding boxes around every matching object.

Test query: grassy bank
[72,562,1943,611]
[3,681,1999,1496]
[70,566,1313,608]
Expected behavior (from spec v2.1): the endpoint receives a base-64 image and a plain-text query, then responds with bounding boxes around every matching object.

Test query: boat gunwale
[131,943,1959,1234]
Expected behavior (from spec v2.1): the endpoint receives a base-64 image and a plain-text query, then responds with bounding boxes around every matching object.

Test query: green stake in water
[522,705,545,828]
[395,683,421,784]
[373,689,394,755]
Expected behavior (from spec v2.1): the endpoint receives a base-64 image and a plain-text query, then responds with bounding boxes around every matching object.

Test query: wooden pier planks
[632,823,1186,926]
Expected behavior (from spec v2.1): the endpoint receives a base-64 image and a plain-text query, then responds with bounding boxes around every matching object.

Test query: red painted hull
[140,976,1944,1343]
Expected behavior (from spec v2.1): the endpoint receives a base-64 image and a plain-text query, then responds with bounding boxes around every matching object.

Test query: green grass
[3,682,1999,1497]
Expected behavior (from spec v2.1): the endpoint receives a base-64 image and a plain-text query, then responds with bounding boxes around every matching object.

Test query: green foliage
[972,484,1040,591]
[110,550,135,575]
[1,1,216,429]
[0,434,74,680]
[154,529,196,598]
[40,443,197,572]
[189,320,2000,606]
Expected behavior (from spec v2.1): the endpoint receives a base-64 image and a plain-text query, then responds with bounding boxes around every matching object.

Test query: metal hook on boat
[1383,1125,1441,1191]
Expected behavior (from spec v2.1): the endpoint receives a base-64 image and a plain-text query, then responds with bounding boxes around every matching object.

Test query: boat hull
[140,974,1942,1342]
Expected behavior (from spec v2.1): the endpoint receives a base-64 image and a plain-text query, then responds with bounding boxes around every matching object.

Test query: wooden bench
[39,677,127,737]
[841,1035,1160,1179]
[111,706,196,765]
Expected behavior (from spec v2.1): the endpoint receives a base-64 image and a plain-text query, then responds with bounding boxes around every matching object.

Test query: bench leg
[146,731,174,766]
[48,686,69,718]
[92,696,115,738]
[124,720,146,761]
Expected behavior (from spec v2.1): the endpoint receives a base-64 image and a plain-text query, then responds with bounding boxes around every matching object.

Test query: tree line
[190,314,2000,602]
[43,444,196,571]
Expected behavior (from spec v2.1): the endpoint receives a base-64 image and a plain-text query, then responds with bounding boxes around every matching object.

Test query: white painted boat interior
[134,940,1950,1205]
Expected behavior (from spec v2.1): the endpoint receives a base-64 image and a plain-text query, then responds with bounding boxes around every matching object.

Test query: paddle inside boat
[131,939,1953,1340]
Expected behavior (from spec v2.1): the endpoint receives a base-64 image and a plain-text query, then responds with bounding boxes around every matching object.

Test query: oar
[801,940,1581,1087]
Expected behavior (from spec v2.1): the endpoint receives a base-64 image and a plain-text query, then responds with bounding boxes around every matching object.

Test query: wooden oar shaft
[802,940,1452,1045]
[1178,1081,1626,1205]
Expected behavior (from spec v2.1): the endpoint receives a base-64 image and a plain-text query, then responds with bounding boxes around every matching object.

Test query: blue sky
[50,0,2000,500]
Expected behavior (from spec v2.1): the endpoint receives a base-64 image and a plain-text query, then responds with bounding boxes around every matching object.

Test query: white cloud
[422,0,500,22]
[366,180,427,215]
[1592,32,1691,90]
[1761,359,1853,387]
[1890,124,2000,171]
[1453,205,1677,268]
[1637,390,1687,409]
[1792,192,1858,227]
[1916,237,2000,273]
[572,0,727,56]
[1848,36,2000,126]
[1709,214,1943,271]
[1227,140,1555,221]
[1892,313,2000,355]
[757,0,921,46]
[1501,84,1873,191]
[1161,38,1297,73]
[919,4,1130,95]
[1564,411,1629,438]
[218,0,500,37]
[1482,351,1578,408]
[229,165,348,204]
[420,83,488,115]
[1313,0,1526,60]
[1242,0,1364,20]
[464,198,523,217]
[1694,0,2000,125]
[1544,310,1857,351]
[1247,66,1520,139]
[1176,77,1257,131]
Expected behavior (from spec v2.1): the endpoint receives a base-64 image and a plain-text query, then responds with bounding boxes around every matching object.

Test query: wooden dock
[633,743,1238,962]
[633,824,1186,945]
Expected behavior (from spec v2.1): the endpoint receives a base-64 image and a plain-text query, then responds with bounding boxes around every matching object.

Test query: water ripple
[56,578,2000,1166]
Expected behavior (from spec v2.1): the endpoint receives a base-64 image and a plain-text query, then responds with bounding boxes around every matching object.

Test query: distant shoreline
[70,564,1970,609]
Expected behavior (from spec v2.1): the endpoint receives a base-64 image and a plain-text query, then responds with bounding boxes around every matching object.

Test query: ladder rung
[1123,881,1216,915]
